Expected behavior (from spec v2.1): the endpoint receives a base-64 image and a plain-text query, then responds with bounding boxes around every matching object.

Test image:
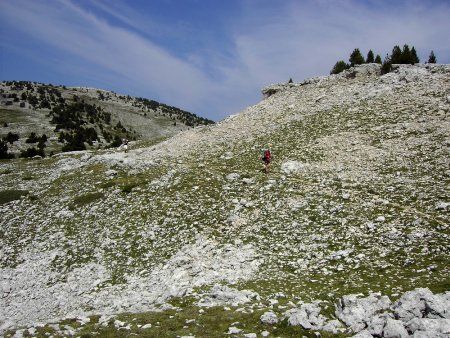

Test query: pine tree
[375,54,382,64]
[366,50,375,63]
[381,54,392,74]
[349,48,365,66]
[428,50,437,63]
[330,60,349,74]
[410,47,420,64]
[401,44,411,64]
[391,45,402,64]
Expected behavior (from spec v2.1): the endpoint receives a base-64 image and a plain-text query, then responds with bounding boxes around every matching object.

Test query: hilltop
[0,81,214,157]
[1,64,449,337]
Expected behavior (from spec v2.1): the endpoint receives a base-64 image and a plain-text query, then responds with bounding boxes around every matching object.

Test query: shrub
[381,54,392,74]
[0,139,14,159]
[121,183,137,194]
[5,132,19,144]
[109,135,122,148]
[330,60,349,75]
[19,147,45,158]
[72,192,104,208]
[26,132,39,143]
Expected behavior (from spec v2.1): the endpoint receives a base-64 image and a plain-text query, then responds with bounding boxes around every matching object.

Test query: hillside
[0,81,214,157]
[1,64,449,337]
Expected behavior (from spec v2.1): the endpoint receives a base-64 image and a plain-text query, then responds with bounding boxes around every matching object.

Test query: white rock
[350,329,373,338]
[260,311,278,324]
[226,173,240,181]
[435,202,450,210]
[375,216,386,222]
[383,318,409,338]
[244,333,257,338]
[335,293,391,332]
[227,326,242,334]
[281,160,307,175]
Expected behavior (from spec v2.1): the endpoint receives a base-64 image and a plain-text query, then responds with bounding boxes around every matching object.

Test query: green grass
[0,189,29,205]
[71,192,104,208]
[4,303,350,338]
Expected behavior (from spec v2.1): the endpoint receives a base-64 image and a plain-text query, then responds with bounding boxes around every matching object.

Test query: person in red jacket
[261,148,272,173]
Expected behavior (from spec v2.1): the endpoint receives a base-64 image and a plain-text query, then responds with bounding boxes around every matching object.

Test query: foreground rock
[333,288,450,337]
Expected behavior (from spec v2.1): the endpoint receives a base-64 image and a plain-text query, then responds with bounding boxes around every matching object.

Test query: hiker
[260,148,272,172]
[122,138,129,152]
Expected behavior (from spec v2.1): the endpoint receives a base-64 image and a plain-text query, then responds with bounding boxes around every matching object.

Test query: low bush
[71,192,104,208]
[0,189,29,205]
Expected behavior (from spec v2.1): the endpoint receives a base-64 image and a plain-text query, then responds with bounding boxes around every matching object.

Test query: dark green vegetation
[0,189,29,205]
[330,44,429,75]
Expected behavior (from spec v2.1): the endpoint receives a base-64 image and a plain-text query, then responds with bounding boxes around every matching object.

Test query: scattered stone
[244,333,257,338]
[435,202,450,210]
[226,173,240,181]
[227,326,242,334]
[260,311,278,325]
[105,169,118,177]
[281,160,307,175]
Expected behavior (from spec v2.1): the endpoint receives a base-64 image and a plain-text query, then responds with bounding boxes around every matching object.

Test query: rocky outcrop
[332,288,450,337]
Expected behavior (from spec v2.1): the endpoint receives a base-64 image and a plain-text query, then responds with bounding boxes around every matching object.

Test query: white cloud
[1,0,449,121]
[0,0,217,113]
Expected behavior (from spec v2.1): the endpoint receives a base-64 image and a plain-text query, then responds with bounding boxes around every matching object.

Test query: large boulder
[335,293,392,332]
[393,288,450,322]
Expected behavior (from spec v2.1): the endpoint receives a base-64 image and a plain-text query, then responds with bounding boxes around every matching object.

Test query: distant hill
[0,81,214,157]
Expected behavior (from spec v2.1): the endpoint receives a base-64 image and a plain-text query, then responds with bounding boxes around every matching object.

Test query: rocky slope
[0,64,449,337]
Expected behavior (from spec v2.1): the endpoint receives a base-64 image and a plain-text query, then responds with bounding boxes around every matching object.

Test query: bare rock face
[333,288,450,337]
[342,63,382,79]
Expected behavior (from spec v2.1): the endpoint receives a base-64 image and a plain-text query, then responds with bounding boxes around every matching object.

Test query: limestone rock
[260,311,278,325]
[335,293,391,332]
[350,330,373,338]
[405,317,450,336]
[383,318,409,338]
[281,160,307,175]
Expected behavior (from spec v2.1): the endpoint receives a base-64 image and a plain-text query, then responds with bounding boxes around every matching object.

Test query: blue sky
[1,0,449,121]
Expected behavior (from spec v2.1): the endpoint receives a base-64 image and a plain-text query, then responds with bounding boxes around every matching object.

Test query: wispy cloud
[1,0,449,120]
[0,0,217,113]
